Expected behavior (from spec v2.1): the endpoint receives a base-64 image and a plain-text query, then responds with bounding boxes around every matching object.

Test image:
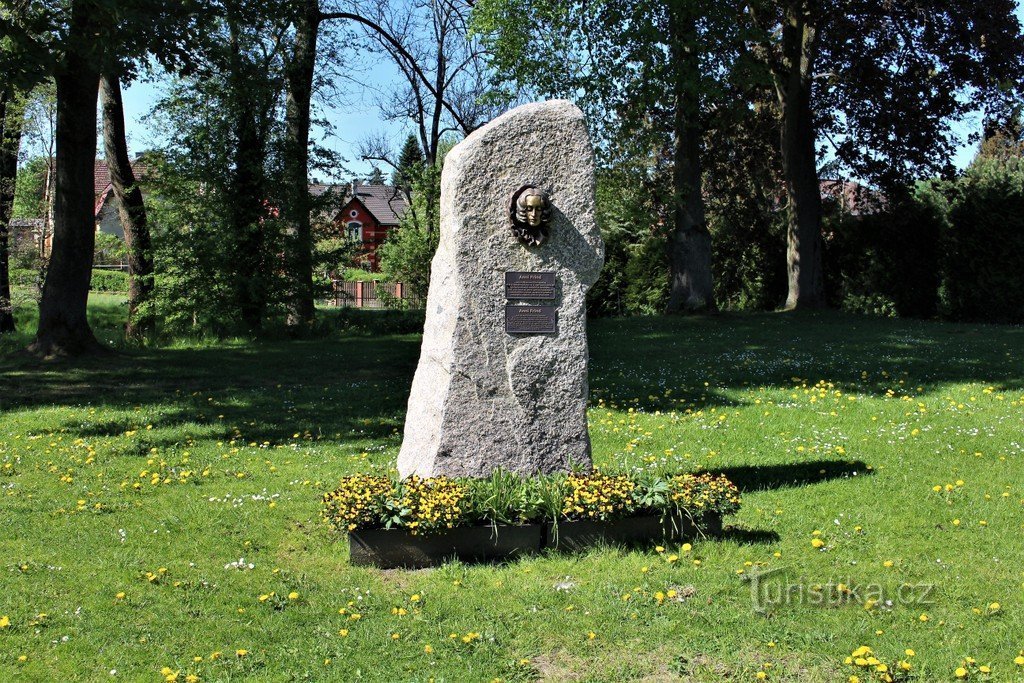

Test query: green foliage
[587,165,670,317]
[93,232,127,265]
[90,269,129,292]
[146,18,290,337]
[378,159,441,298]
[340,268,376,282]
[322,470,740,533]
[391,133,424,191]
[823,189,944,319]
[329,308,425,336]
[11,155,47,219]
[940,156,1024,323]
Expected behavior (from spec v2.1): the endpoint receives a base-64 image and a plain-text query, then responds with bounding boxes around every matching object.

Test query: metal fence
[328,280,424,309]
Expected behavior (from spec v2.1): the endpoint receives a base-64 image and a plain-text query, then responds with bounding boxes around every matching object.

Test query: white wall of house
[95,197,125,239]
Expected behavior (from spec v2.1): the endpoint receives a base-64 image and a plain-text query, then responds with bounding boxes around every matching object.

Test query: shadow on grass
[720,526,781,545]
[587,310,1024,412]
[707,459,871,493]
[0,335,421,446]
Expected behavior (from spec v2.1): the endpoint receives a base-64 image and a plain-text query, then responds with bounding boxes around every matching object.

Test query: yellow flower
[391,633,401,640]
[288,591,299,600]
[955,667,968,678]
[0,616,10,629]
[410,594,421,602]
[756,672,767,680]
[919,613,929,622]
[1014,655,1024,665]
[681,543,692,553]
[883,560,894,568]
[979,666,991,674]
[186,675,200,683]
[236,649,248,657]
[424,644,433,653]
[587,631,596,640]
[338,629,348,637]
[905,649,915,657]
[988,602,1000,611]
[811,538,825,549]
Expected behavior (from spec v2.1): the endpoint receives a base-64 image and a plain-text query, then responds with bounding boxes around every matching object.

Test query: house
[8,218,49,256]
[330,181,409,271]
[93,158,152,239]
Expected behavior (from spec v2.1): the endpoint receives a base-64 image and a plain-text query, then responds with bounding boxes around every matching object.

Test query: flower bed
[322,470,740,569]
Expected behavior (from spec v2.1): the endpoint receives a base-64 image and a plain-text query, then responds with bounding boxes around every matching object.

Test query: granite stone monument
[397,100,604,478]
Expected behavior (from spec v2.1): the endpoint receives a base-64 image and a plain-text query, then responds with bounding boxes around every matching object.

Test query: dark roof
[348,182,409,225]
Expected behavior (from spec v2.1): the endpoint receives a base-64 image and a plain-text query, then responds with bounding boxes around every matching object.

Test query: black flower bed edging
[348,513,723,569]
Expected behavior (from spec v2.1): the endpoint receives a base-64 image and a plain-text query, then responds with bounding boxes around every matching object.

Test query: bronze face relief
[510,185,552,247]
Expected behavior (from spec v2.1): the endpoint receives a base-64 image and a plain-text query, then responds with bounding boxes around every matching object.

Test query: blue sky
[115,6,1024,181]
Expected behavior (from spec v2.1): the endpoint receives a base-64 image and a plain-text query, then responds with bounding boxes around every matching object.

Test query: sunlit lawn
[1,296,1023,681]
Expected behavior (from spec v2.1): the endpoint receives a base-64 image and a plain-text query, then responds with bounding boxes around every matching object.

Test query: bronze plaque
[505,305,557,334]
[505,271,556,300]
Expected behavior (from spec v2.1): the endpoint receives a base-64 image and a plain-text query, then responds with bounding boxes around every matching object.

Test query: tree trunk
[227,14,269,333]
[100,72,154,340]
[777,4,825,310]
[283,0,319,332]
[29,25,104,357]
[665,3,715,314]
[0,89,23,334]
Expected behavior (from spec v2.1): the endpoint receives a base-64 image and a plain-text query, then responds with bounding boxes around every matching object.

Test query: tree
[147,0,290,335]
[0,89,23,334]
[327,0,496,232]
[1,0,42,335]
[473,0,738,313]
[747,0,1024,310]
[5,0,208,355]
[281,0,320,332]
[100,72,153,339]
[27,0,106,356]
[391,133,423,192]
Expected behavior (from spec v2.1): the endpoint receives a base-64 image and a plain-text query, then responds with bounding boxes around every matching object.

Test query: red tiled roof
[94,159,152,198]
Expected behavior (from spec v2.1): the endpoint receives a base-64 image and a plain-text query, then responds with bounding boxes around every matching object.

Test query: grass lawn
[1,296,1023,681]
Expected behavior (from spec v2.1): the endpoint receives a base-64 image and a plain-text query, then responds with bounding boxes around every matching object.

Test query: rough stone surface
[397,100,604,479]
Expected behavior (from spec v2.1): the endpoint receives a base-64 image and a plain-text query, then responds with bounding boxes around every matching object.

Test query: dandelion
[0,616,10,629]
[288,591,299,600]
[811,538,825,549]
[410,594,421,602]
[988,602,1000,612]
[235,649,248,658]
[919,613,929,622]
[338,629,348,637]
[424,644,433,653]
[955,667,968,678]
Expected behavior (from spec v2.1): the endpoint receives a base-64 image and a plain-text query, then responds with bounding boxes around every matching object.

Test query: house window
[346,221,363,242]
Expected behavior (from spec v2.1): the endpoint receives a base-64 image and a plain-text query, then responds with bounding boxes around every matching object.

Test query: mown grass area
[1,298,1023,682]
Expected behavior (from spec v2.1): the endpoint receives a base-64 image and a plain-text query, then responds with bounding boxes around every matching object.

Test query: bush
[940,157,1024,323]
[823,188,944,319]
[90,269,130,292]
